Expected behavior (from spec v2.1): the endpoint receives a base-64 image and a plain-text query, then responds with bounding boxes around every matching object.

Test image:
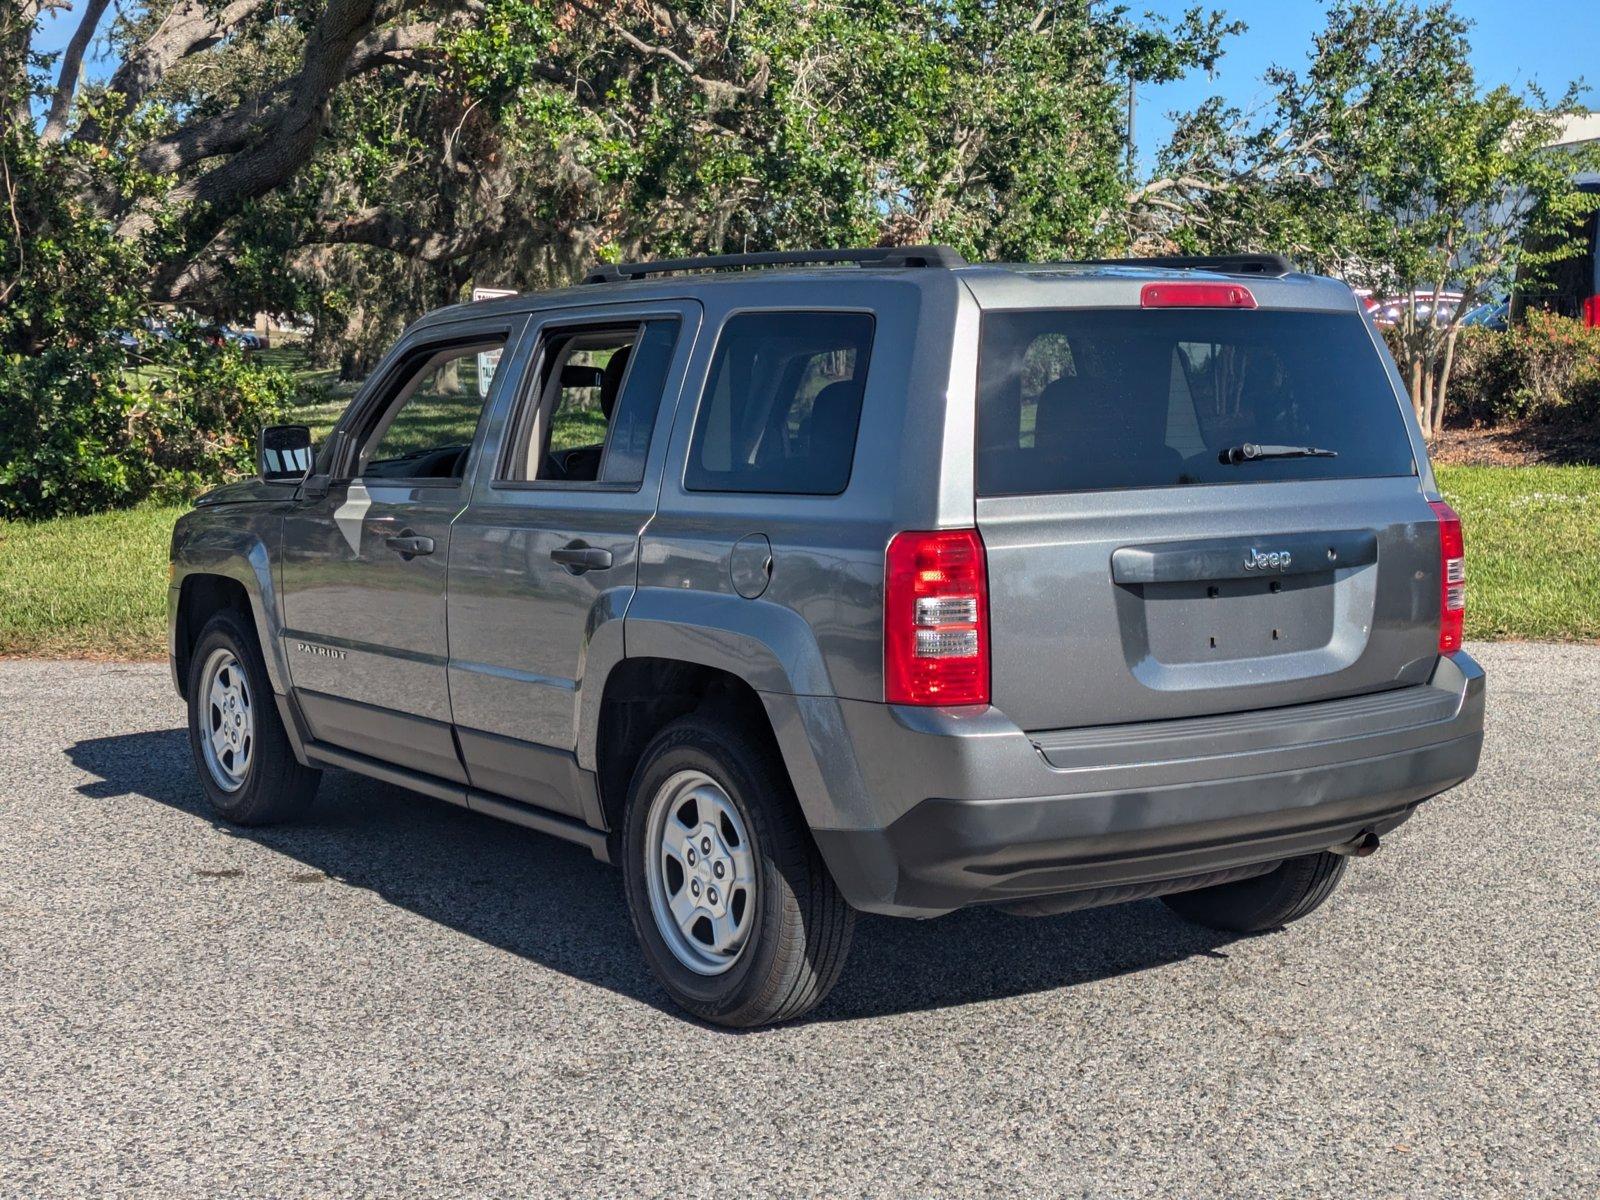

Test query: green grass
[0,504,184,658]
[0,466,1593,660]
[1437,465,1600,642]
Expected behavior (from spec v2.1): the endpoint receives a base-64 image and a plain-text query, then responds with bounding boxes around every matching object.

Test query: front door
[281,319,524,781]
[447,303,699,816]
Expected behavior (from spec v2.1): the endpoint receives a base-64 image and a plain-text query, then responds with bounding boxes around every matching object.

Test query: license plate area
[1137,573,1334,664]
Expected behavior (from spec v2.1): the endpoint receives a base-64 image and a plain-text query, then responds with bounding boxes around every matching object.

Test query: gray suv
[169,247,1485,1026]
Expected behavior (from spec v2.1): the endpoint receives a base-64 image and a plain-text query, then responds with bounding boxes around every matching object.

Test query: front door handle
[384,530,435,560]
[551,540,613,574]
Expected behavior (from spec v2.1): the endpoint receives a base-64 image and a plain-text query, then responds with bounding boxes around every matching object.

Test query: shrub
[0,113,294,519]
[1497,310,1600,423]
[1385,312,1600,428]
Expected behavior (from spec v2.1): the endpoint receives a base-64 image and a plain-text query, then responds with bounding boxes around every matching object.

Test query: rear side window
[686,311,874,495]
[976,309,1416,495]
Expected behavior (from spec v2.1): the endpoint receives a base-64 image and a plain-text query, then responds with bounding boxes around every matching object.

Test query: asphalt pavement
[1,643,1595,1198]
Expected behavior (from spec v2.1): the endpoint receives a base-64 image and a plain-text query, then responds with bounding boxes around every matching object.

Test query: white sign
[471,286,517,397]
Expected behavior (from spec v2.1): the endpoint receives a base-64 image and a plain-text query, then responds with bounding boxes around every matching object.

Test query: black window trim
[682,306,878,498]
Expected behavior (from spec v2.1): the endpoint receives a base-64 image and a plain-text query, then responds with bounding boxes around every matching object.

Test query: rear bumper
[810,652,1485,917]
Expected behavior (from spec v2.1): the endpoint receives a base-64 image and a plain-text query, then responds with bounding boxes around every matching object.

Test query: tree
[1150,0,1600,438]
[13,0,1236,326]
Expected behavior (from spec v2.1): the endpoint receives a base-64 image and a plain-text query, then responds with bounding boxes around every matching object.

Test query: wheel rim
[198,647,254,792]
[643,770,757,976]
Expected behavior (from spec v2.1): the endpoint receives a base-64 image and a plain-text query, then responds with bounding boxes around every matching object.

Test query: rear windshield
[976,308,1416,495]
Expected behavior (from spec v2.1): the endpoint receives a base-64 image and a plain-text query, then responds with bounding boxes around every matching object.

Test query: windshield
[975,308,1416,495]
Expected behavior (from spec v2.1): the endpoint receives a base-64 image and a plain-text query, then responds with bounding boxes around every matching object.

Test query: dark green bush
[0,112,293,520]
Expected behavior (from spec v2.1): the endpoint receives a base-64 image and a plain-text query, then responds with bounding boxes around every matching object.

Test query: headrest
[600,346,633,421]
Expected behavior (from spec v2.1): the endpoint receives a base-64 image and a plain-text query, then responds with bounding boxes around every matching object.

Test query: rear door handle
[551,541,613,574]
[384,530,435,560]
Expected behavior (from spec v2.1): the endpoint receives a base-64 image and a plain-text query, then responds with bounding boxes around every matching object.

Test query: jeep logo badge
[1244,547,1292,572]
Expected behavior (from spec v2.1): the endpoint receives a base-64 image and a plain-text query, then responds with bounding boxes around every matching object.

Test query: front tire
[186,609,320,826]
[1161,851,1348,933]
[620,715,855,1027]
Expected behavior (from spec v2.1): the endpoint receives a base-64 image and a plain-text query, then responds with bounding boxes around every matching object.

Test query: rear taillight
[1583,295,1600,329]
[1140,282,1257,309]
[884,529,989,706]
[1429,500,1465,653]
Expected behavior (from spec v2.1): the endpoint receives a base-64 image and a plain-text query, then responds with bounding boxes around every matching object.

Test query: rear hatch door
[969,277,1443,732]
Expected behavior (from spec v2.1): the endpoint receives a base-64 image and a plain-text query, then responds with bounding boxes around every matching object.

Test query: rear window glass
[976,309,1416,495]
[686,311,874,495]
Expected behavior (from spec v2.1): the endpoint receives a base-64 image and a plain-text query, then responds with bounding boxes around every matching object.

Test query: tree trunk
[1427,355,1440,444]
[1433,324,1462,439]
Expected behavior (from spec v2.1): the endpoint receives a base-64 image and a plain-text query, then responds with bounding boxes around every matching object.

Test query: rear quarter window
[976,308,1417,495]
[686,311,874,495]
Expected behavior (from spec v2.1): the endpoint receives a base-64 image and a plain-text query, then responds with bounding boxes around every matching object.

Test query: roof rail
[1076,253,1294,277]
[581,244,967,285]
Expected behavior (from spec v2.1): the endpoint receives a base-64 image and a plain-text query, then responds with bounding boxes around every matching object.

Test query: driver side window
[359,339,503,481]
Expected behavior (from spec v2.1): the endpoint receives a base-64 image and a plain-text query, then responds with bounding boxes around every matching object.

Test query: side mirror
[258,424,314,484]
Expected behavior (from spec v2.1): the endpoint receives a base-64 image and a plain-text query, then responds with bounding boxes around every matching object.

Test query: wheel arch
[170,512,287,700]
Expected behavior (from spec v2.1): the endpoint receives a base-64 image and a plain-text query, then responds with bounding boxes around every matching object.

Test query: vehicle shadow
[65,728,1242,1027]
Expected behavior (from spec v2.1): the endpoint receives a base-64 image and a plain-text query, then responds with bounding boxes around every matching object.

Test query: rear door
[446,302,699,815]
[971,294,1444,732]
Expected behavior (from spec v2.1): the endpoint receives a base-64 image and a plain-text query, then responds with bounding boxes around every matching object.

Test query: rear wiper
[1220,442,1339,464]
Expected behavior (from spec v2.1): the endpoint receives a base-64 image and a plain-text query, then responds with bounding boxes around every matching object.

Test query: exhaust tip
[1331,830,1381,858]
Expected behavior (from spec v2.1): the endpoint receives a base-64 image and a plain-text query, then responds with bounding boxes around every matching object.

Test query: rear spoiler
[1076,254,1294,278]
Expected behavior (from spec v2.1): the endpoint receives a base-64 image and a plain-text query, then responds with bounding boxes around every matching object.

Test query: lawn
[1436,464,1600,642]
[0,503,186,659]
[1,465,1595,659]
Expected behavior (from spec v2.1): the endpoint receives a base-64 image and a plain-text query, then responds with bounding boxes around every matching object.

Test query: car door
[280,315,529,781]
[447,301,700,818]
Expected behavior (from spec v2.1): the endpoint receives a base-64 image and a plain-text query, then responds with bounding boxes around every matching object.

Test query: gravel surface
[1,643,1595,1199]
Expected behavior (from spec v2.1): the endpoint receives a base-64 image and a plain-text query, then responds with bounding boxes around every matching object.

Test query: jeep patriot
[170,247,1485,1026]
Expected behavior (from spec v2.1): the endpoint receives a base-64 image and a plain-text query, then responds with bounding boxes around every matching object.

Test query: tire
[186,608,321,826]
[620,714,855,1027]
[1161,851,1348,933]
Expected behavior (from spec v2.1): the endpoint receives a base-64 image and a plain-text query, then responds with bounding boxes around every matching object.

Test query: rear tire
[1161,851,1348,933]
[186,609,320,826]
[620,714,855,1027]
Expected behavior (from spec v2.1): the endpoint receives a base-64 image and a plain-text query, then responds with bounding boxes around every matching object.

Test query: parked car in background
[169,247,1485,1026]
[1461,299,1510,331]
[1371,291,1465,327]
[220,325,263,351]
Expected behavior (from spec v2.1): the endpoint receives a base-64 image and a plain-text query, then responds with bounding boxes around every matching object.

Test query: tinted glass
[686,312,874,495]
[362,340,502,480]
[976,309,1416,495]
[602,319,678,485]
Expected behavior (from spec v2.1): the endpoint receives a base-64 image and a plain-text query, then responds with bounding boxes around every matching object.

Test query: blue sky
[1137,0,1599,170]
[31,0,1600,175]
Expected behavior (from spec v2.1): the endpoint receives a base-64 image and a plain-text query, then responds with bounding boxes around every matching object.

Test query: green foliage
[1160,1,1599,437]
[1423,314,1600,426]
[0,52,296,519]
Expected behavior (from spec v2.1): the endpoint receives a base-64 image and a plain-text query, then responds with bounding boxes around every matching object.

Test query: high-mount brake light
[884,529,990,706]
[1140,282,1257,309]
[1429,500,1466,653]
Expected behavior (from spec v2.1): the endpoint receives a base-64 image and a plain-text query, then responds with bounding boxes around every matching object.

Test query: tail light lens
[1583,295,1600,329]
[884,529,990,706]
[1429,500,1465,653]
